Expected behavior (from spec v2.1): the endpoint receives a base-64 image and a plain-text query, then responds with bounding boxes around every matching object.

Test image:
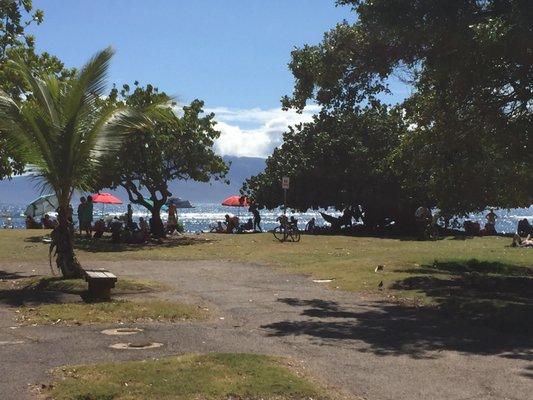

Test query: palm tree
[0,47,142,278]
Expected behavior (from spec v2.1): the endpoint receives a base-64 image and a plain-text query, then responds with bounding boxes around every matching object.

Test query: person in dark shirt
[77,197,86,235]
[249,203,262,232]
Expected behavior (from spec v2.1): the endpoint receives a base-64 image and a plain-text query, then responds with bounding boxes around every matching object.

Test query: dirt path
[0,260,531,400]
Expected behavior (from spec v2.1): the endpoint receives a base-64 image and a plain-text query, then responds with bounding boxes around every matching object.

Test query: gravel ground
[0,259,531,400]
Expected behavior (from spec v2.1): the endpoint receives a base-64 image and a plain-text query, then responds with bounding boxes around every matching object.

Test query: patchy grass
[1,231,532,314]
[46,353,333,400]
[18,299,206,325]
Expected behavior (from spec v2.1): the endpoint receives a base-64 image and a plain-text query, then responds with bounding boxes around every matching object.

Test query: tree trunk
[150,207,166,239]
[392,204,418,235]
[52,206,83,278]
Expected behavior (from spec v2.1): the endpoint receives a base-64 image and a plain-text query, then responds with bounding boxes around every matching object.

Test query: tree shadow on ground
[262,297,533,360]
[0,270,38,281]
[24,234,212,254]
[402,259,532,277]
[522,365,533,379]
[392,259,532,333]
[0,284,68,307]
[0,274,160,307]
[0,276,89,307]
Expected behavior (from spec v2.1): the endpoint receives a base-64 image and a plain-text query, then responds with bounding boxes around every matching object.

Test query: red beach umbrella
[221,195,249,207]
[91,193,123,217]
[91,193,123,204]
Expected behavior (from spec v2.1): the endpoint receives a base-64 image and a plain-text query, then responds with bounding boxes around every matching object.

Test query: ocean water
[0,202,531,234]
[0,203,340,232]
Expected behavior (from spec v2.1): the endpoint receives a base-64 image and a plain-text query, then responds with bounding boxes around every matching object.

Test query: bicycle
[272,221,301,243]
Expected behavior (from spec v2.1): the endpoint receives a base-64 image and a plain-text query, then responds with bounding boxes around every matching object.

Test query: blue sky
[29,1,409,157]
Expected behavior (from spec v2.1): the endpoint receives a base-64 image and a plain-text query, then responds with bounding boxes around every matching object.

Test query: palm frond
[8,52,60,126]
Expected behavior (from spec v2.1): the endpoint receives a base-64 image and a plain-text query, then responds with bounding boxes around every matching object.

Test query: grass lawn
[2,230,531,293]
[1,230,531,331]
[46,353,333,400]
[0,274,203,325]
[18,299,206,325]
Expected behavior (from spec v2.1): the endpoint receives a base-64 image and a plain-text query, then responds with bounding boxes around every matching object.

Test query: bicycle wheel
[289,229,301,242]
[272,226,286,242]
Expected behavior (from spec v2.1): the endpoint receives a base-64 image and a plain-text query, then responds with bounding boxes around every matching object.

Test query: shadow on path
[262,297,533,360]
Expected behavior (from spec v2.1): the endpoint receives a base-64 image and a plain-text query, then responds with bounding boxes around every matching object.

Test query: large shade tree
[276,0,532,218]
[243,105,416,230]
[98,83,228,238]
[0,48,144,277]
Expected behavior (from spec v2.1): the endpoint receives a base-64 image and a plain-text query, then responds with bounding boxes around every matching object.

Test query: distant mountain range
[0,156,266,205]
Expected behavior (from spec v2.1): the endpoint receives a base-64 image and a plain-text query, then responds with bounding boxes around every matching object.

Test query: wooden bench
[84,269,117,300]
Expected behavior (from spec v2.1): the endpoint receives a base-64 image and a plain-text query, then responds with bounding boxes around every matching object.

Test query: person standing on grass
[249,203,262,232]
[77,197,86,235]
[485,208,498,235]
[167,203,178,234]
[415,206,432,240]
[83,195,94,237]
[126,204,134,230]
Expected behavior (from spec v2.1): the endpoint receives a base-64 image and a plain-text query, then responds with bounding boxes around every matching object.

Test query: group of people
[24,195,183,243]
[25,213,64,229]
[104,215,151,244]
[415,206,502,239]
[211,203,263,234]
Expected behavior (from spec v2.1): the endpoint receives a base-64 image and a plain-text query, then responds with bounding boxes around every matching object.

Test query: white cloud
[207,105,319,158]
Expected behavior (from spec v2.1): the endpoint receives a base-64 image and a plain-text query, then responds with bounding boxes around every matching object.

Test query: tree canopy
[243,105,413,227]
[247,0,532,225]
[98,82,228,237]
[0,0,74,179]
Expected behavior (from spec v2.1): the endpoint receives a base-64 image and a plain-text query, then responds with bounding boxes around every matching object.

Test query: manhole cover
[101,328,143,336]
[110,341,163,350]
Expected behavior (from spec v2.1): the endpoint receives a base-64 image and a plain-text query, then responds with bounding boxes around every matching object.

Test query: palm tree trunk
[53,205,83,278]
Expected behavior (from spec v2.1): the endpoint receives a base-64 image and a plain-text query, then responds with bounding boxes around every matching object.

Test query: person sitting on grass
[210,221,226,233]
[93,218,106,239]
[512,234,533,248]
[25,215,42,229]
[225,214,239,233]
[240,218,253,232]
[41,214,56,229]
[305,217,316,233]
[129,229,146,244]
[518,218,533,237]
[139,217,150,240]
[110,217,123,243]
[289,216,298,229]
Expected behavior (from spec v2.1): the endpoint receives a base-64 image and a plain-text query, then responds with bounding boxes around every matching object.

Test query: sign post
[281,176,290,215]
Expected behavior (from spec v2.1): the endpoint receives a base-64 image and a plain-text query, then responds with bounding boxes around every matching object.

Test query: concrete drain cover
[101,327,143,336]
[110,341,163,350]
